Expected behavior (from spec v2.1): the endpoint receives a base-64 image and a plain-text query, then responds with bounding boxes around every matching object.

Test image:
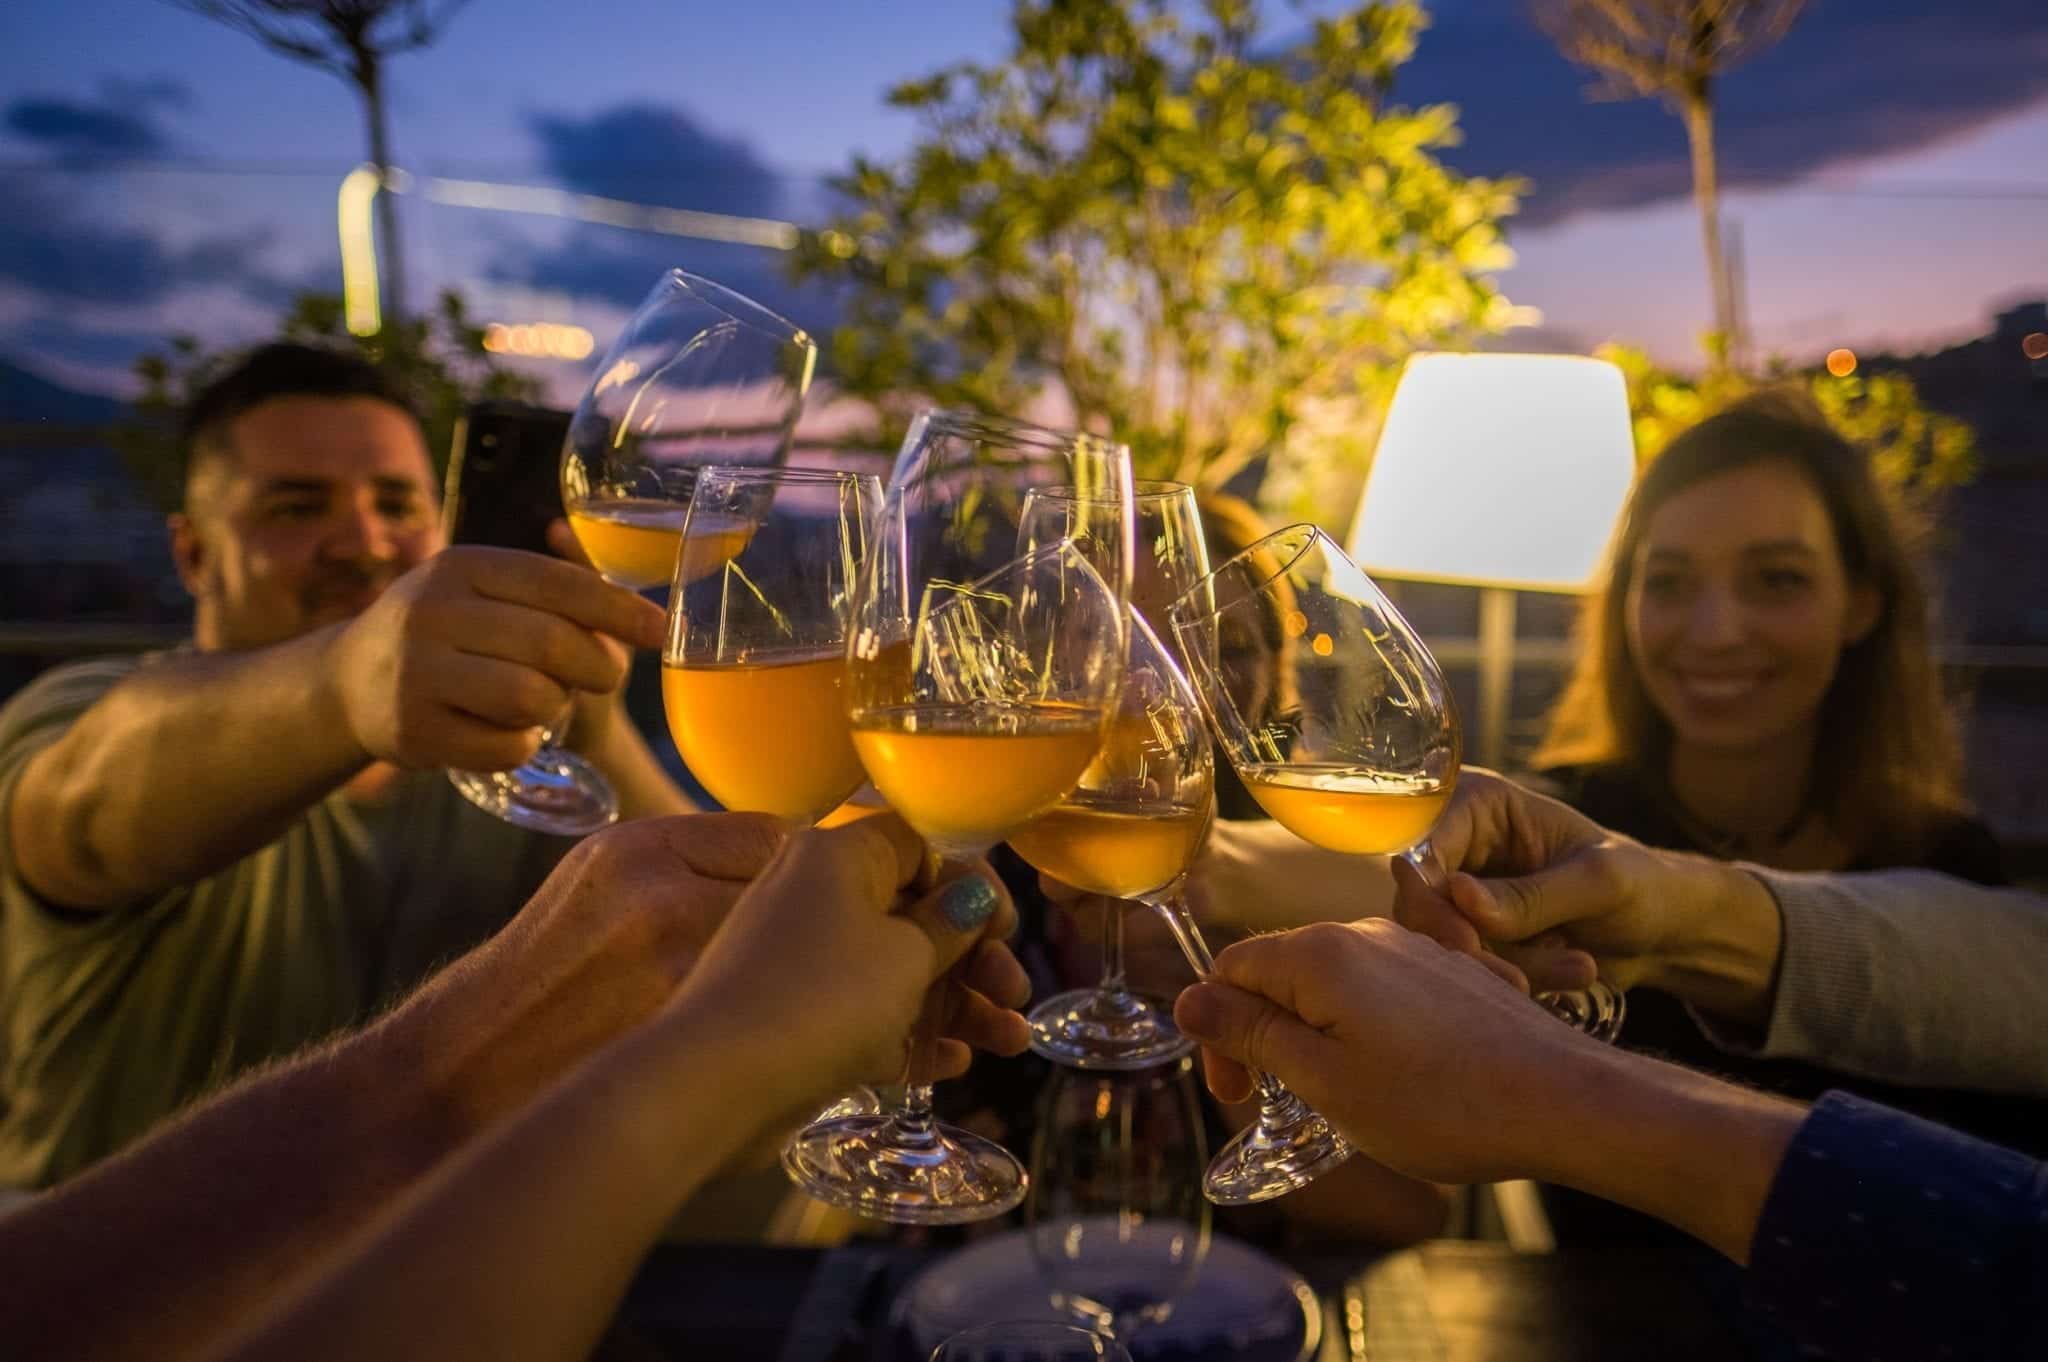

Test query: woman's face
[1625,460,1879,756]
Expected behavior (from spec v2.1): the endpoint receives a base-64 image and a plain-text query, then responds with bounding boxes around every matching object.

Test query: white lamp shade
[1348,353,1636,592]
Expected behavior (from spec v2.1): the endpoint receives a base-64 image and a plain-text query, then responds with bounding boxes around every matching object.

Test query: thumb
[1451,851,1608,944]
[1174,980,1334,1095]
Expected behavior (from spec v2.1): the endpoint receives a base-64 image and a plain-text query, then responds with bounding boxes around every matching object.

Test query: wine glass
[450,268,816,835]
[1008,613,1211,1070]
[931,1323,1131,1362]
[1168,524,1625,1043]
[662,466,881,824]
[1027,1058,1211,1344]
[780,410,1136,1225]
[1011,481,1211,1068]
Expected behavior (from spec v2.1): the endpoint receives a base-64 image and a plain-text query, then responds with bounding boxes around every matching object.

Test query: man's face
[172,395,446,651]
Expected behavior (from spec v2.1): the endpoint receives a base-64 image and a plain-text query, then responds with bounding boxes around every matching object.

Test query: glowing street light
[1825,348,1857,377]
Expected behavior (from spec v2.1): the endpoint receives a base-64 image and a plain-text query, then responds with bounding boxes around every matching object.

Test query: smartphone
[443,401,574,556]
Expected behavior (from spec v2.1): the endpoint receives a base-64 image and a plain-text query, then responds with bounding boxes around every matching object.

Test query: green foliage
[793,0,1526,493]
[123,290,539,510]
[1597,339,1976,500]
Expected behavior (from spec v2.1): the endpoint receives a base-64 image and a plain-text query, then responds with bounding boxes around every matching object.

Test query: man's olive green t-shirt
[0,653,568,1188]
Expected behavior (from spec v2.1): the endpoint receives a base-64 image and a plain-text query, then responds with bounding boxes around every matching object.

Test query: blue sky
[3,0,2044,396]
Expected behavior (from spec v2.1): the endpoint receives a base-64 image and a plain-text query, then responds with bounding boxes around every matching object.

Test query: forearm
[13,628,364,907]
[210,1002,769,1362]
[1535,1045,1804,1264]
[1205,818,1389,931]
[0,1004,467,1362]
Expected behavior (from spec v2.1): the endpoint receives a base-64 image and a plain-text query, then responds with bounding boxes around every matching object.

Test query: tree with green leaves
[794,0,1525,497]
[168,0,477,326]
[1532,0,1807,372]
[122,290,537,509]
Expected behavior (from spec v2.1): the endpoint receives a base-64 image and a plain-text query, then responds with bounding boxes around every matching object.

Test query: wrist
[1644,854,1782,1027]
[306,622,373,770]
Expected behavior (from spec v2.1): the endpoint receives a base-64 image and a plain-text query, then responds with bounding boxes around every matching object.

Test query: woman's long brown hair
[1535,388,1969,858]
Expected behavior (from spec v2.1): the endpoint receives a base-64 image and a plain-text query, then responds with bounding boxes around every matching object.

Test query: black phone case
[443,401,574,556]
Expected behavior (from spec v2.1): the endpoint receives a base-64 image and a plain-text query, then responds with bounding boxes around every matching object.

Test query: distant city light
[1825,348,1858,377]
[482,322,596,360]
[2023,332,2048,361]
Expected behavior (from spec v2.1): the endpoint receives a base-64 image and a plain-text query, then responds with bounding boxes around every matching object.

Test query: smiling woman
[1535,387,1990,878]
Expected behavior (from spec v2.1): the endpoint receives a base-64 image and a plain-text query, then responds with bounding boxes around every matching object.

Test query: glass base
[1539,980,1627,1042]
[1203,1089,1352,1206]
[781,1113,1027,1225]
[448,746,617,838]
[1027,986,1196,1071]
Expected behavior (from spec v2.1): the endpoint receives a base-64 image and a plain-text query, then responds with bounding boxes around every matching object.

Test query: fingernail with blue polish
[939,876,998,932]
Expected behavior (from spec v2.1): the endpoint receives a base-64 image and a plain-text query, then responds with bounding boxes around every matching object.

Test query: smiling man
[0,343,690,1189]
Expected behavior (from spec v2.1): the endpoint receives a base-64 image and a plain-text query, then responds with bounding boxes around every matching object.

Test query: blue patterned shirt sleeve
[1744,1090,2048,1361]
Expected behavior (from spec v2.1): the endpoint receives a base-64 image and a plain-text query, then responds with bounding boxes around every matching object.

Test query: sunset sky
[4,0,2044,397]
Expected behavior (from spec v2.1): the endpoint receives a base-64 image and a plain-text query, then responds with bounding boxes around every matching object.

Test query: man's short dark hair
[179,343,422,500]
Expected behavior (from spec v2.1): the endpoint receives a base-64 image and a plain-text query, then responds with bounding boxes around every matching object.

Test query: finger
[1473,948,1532,994]
[1199,1044,1255,1106]
[1390,854,1485,955]
[1450,858,1606,944]
[1174,979,1337,1095]
[432,651,572,731]
[546,518,593,570]
[942,985,1031,1056]
[1492,939,1599,994]
[455,545,667,650]
[929,1038,972,1082]
[443,598,631,695]
[424,704,545,771]
[958,938,1031,1010]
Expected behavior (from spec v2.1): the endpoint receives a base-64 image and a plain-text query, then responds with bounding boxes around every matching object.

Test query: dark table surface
[600,1236,1752,1362]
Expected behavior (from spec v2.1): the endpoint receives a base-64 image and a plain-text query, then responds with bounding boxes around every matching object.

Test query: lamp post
[1348,353,1636,770]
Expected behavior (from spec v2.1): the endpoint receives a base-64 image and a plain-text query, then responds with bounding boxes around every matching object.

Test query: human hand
[398,811,1029,1134]
[324,545,665,772]
[672,816,1033,1121]
[1408,769,1761,997]
[544,518,637,752]
[1174,918,1607,1185]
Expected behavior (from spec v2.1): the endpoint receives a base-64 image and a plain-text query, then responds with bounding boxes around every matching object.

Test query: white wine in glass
[662,465,880,826]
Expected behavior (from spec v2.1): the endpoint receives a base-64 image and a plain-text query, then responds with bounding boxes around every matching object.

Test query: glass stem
[889,982,949,1149]
[1100,899,1128,994]
[1152,891,1290,1109]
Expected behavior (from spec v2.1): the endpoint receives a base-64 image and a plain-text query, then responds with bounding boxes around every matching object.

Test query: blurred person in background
[0,343,691,1190]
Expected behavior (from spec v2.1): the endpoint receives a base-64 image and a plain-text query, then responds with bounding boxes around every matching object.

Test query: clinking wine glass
[780,410,1136,1225]
[1027,1058,1211,1344]
[1012,481,1212,1069]
[661,466,881,825]
[1168,524,1624,1045]
[1008,613,1211,1070]
[449,268,816,835]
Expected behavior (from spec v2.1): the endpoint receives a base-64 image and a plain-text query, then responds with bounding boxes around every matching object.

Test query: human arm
[1173,921,2048,1360]
[8,548,665,910]
[203,820,1023,1362]
[0,811,1030,1362]
[1407,771,2048,1092]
